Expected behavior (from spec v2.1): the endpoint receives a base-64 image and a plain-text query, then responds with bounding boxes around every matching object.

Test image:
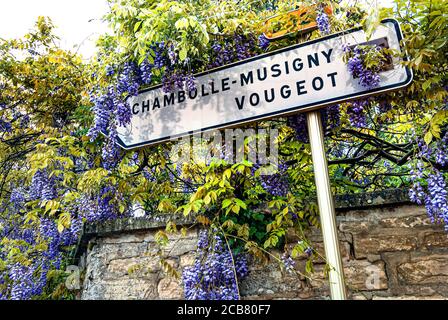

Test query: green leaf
[234,198,247,209]
[179,47,188,61]
[223,169,232,180]
[57,221,64,233]
[305,259,314,274]
[204,194,211,205]
[222,199,232,209]
[174,17,189,30]
[422,79,432,91]
[424,131,433,145]
[134,21,142,32]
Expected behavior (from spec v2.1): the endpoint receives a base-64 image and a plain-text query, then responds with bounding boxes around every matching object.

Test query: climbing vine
[0,0,447,300]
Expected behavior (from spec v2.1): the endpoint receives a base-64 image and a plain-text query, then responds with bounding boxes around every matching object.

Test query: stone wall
[77,189,448,300]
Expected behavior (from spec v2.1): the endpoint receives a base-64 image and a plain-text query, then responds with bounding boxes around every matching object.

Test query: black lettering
[188,88,198,99]
[164,93,175,107]
[249,93,260,106]
[210,81,219,94]
[222,78,230,91]
[327,72,338,87]
[235,96,245,110]
[280,85,291,99]
[132,103,139,115]
[271,64,281,77]
[307,53,319,68]
[201,84,209,97]
[321,48,333,64]
[264,88,275,103]
[284,60,290,75]
[142,100,150,113]
[257,67,267,81]
[152,98,160,110]
[178,90,186,103]
[240,71,254,86]
[312,77,324,91]
[292,58,303,72]
[296,80,307,95]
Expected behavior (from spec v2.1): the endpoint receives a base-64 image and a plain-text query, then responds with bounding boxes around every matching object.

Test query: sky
[0,0,110,59]
[0,0,395,59]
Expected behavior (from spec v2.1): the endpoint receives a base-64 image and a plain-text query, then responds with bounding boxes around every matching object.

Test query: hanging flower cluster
[182,229,249,300]
[409,133,448,230]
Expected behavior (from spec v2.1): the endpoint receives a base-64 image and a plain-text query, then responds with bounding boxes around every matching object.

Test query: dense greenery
[0,0,447,299]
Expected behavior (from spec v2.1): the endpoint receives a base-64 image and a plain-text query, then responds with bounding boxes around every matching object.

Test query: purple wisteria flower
[281,253,295,273]
[346,46,381,89]
[182,229,248,300]
[347,99,369,128]
[258,34,270,51]
[316,12,330,35]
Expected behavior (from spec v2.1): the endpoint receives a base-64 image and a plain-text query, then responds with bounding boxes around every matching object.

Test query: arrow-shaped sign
[117,19,412,149]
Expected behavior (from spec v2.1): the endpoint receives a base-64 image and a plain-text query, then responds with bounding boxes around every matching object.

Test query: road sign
[117,19,412,149]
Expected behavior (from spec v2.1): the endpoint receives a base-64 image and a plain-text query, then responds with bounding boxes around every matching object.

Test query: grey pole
[306,110,347,300]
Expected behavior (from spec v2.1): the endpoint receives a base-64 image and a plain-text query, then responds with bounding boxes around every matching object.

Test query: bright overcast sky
[0,0,110,59]
[0,0,395,59]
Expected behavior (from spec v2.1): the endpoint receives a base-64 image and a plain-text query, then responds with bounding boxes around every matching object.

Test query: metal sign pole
[306,110,347,300]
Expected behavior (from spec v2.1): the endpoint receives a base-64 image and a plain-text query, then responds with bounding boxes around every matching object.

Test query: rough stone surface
[239,261,303,298]
[157,278,183,299]
[79,190,448,300]
[344,260,388,291]
[353,229,420,258]
[397,255,448,285]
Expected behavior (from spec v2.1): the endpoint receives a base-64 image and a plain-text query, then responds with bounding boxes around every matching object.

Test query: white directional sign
[117,19,412,149]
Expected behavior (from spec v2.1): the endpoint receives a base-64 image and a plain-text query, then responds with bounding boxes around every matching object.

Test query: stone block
[377,214,432,229]
[310,241,352,263]
[351,293,369,300]
[339,205,431,233]
[161,237,198,257]
[179,253,196,267]
[422,231,448,249]
[339,221,371,234]
[106,256,161,278]
[366,254,382,262]
[101,231,149,244]
[306,259,387,291]
[239,262,303,297]
[353,229,419,258]
[158,277,183,299]
[98,242,149,262]
[102,278,158,300]
[397,255,448,285]
[297,288,328,300]
[344,260,388,291]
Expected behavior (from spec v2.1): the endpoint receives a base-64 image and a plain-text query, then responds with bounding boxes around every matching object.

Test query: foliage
[0,0,447,300]
[0,17,89,299]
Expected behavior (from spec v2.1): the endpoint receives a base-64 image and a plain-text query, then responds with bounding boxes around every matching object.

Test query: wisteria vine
[182,229,248,300]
